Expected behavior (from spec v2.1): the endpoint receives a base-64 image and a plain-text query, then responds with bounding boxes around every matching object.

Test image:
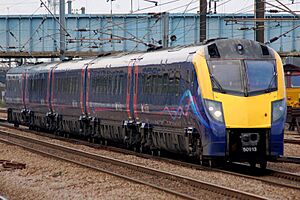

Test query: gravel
[285,131,300,140]
[1,127,300,200]
[284,143,300,157]
[267,143,300,174]
[0,142,179,200]
[0,112,6,120]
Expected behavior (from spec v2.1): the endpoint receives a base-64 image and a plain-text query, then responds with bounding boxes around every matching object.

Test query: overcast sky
[0,0,299,15]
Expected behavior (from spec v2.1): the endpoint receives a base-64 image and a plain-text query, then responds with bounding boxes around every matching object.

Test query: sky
[0,0,299,16]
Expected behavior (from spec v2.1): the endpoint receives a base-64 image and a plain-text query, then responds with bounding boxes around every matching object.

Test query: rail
[0,128,266,200]
[0,121,299,192]
[284,139,300,145]
[277,156,300,164]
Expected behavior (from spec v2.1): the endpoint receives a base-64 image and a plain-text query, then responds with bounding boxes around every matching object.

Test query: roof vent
[208,43,220,58]
[260,45,270,55]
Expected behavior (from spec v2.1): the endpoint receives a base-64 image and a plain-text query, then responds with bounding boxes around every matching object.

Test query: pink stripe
[47,68,51,111]
[133,62,139,119]
[51,69,55,112]
[86,66,91,114]
[80,66,85,114]
[126,62,132,119]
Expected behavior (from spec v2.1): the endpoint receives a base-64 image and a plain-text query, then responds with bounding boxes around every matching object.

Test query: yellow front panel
[273,51,285,100]
[192,50,214,99]
[192,49,285,129]
[214,93,277,128]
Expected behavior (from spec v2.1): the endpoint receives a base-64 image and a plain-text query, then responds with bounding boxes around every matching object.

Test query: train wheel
[157,150,161,157]
[99,140,103,145]
[201,159,210,167]
[209,160,212,167]
[250,161,256,168]
[139,146,143,153]
[151,150,155,156]
[199,156,203,165]
[260,161,267,170]
[208,160,217,168]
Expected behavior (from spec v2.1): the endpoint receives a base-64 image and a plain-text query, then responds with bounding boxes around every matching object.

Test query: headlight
[272,99,286,122]
[204,99,224,123]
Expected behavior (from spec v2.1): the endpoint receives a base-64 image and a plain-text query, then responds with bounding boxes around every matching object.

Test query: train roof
[7,38,274,74]
[54,58,94,71]
[89,45,200,69]
[7,61,60,74]
[284,57,300,72]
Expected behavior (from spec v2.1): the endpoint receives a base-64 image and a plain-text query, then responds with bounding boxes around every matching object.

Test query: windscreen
[208,59,277,96]
[245,60,276,93]
[208,60,243,93]
[291,76,300,87]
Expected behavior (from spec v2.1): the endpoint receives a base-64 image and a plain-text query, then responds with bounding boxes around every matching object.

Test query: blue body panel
[270,117,286,157]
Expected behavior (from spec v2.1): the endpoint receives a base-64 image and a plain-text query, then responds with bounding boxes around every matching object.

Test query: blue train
[6,39,286,168]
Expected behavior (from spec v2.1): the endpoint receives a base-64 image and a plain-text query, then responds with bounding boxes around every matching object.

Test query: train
[284,59,300,131]
[6,38,286,168]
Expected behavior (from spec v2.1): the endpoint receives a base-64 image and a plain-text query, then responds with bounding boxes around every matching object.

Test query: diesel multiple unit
[6,39,286,168]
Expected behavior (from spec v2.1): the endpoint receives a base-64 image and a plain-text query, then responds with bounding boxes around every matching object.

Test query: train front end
[193,39,286,167]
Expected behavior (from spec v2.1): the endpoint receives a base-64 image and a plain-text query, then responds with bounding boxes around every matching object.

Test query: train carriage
[6,39,286,168]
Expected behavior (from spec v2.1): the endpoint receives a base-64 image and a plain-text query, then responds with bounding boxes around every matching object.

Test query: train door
[80,64,89,115]
[133,59,140,120]
[21,72,28,110]
[85,64,92,115]
[127,58,142,120]
[126,60,134,119]
[47,67,56,113]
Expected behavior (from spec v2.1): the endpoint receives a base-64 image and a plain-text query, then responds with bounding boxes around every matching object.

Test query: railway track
[224,163,300,190]
[284,139,300,145]
[277,156,300,164]
[0,128,267,200]
[0,123,299,195]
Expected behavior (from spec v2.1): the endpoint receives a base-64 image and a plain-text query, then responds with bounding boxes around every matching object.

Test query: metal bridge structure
[0,13,299,58]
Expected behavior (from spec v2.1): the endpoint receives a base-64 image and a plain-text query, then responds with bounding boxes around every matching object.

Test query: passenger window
[186,70,190,86]
[146,74,152,94]
[152,75,157,94]
[73,77,76,94]
[142,74,146,94]
[169,71,175,94]
[57,78,61,93]
[175,71,181,95]
[157,74,163,95]
[114,74,119,94]
[108,75,112,94]
[119,74,124,94]
[111,75,115,94]
[162,73,168,94]
[68,78,72,94]
[98,76,102,93]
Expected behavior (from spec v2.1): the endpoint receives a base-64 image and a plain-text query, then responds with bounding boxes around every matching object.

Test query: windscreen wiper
[265,72,277,93]
[210,74,226,94]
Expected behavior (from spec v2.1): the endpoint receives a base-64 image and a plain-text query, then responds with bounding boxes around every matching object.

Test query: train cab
[284,57,300,130]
